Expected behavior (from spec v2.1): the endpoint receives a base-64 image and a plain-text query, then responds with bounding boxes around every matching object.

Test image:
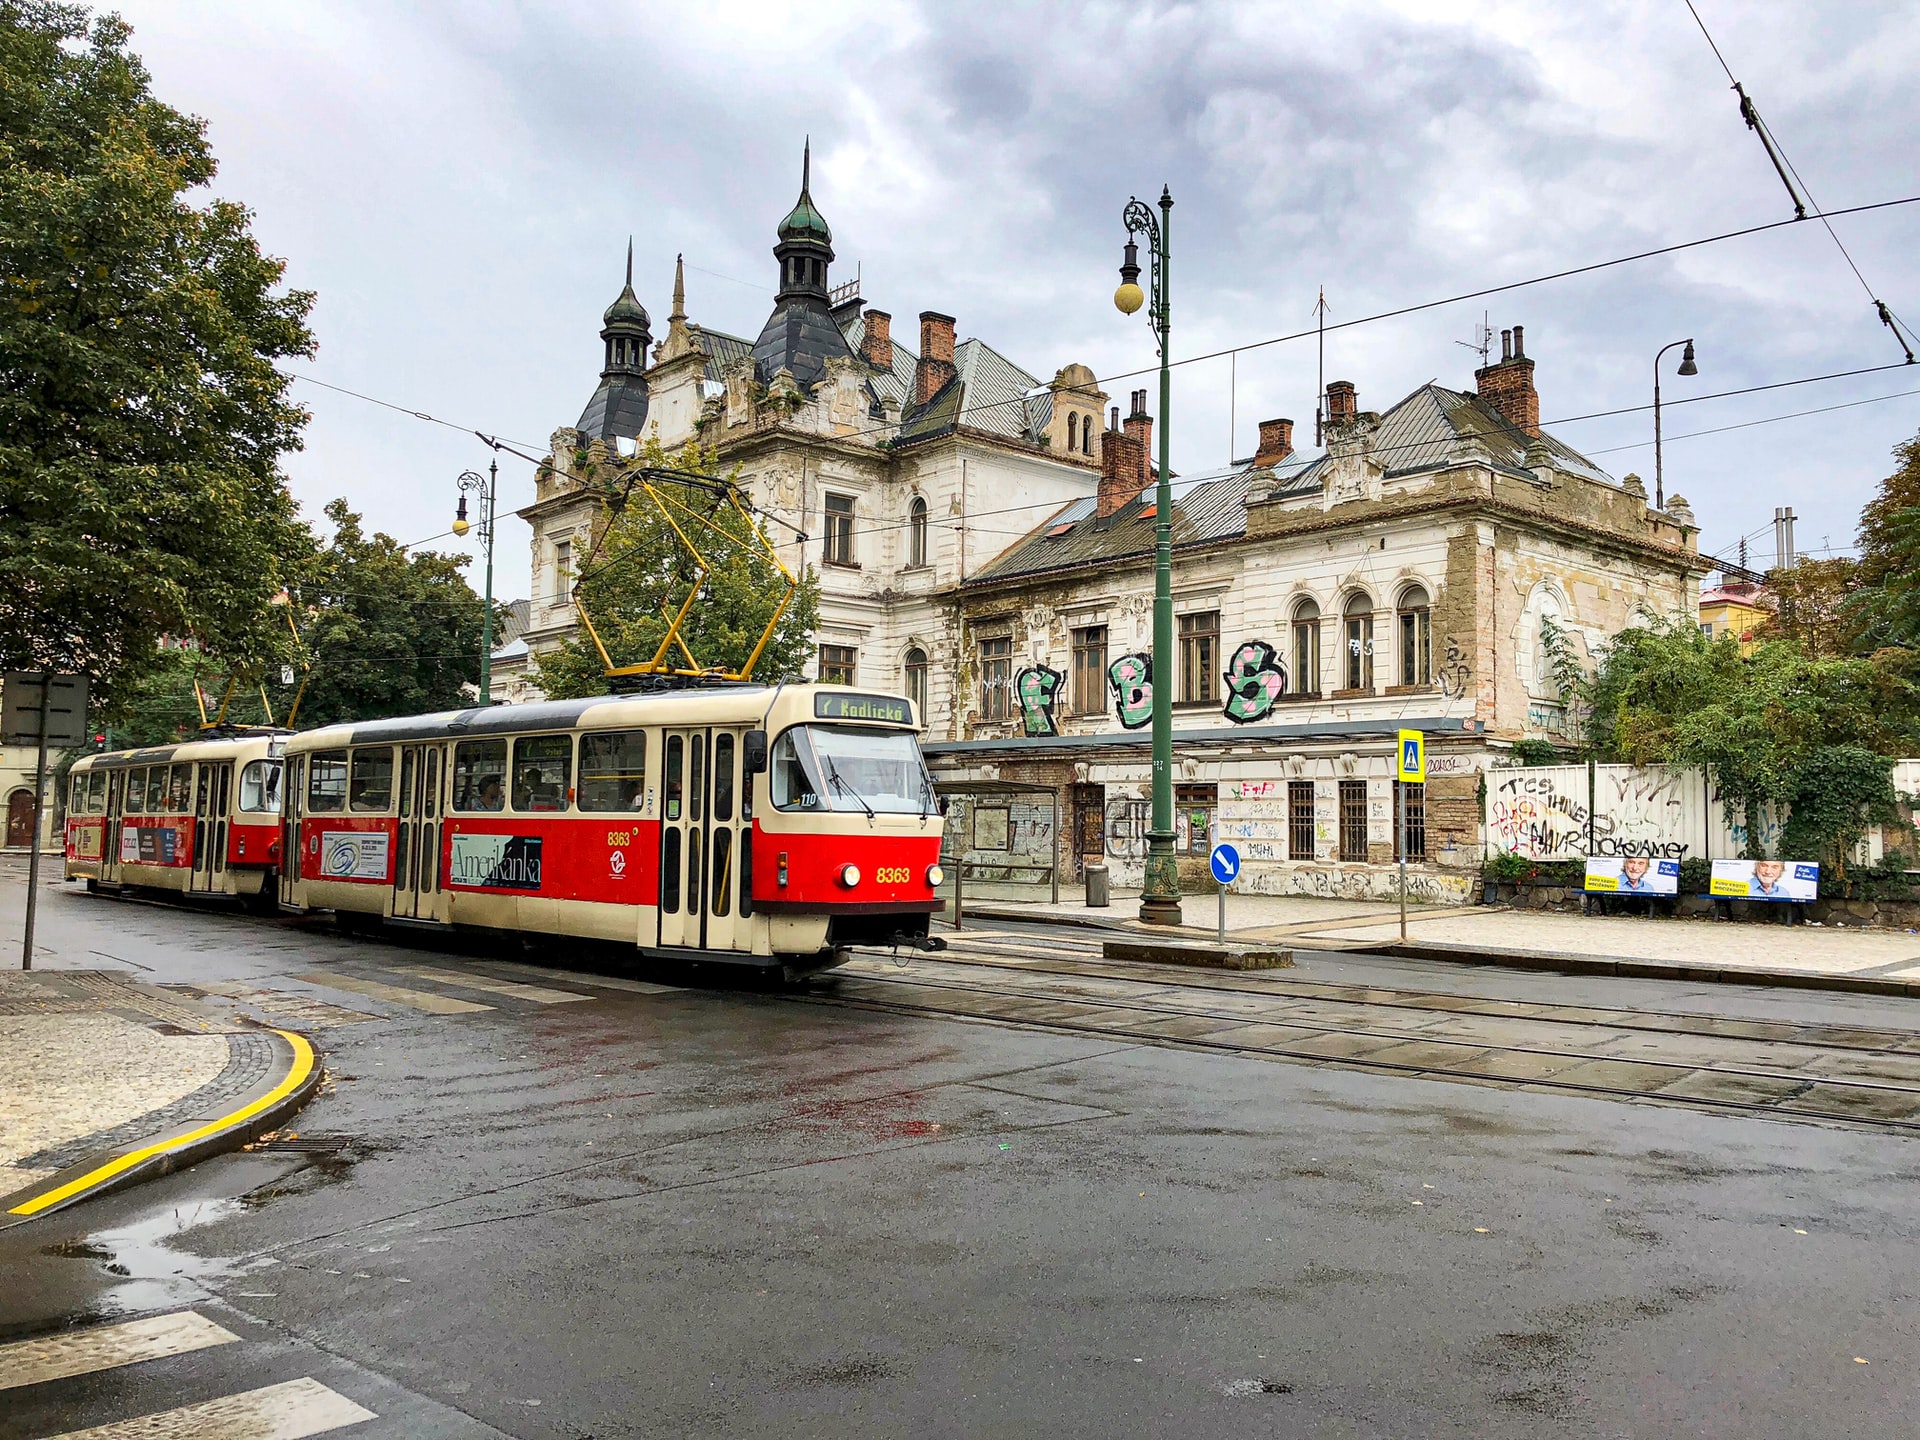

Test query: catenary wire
[1584,384,1920,455]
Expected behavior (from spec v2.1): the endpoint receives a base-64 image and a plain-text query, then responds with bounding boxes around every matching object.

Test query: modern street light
[1652,338,1698,512]
[453,459,499,703]
[1114,187,1182,927]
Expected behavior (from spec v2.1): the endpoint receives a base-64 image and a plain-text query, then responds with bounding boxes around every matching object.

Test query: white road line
[484,959,680,996]
[293,972,492,1015]
[0,1311,238,1391]
[395,965,590,1004]
[45,1376,375,1438]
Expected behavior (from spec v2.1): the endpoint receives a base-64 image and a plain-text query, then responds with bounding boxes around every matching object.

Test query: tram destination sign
[814,692,912,725]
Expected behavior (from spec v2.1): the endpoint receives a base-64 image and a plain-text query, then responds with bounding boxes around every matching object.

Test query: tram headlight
[925,864,944,888]
[839,863,861,888]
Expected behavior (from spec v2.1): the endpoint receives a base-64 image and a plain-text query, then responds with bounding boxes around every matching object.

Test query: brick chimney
[1254,417,1294,467]
[862,309,892,371]
[914,311,957,406]
[1325,380,1357,426]
[1096,401,1151,518]
[1474,324,1540,435]
[1122,388,1153,467]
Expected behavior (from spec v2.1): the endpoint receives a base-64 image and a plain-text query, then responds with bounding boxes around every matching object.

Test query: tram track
[810,941,1920,1134]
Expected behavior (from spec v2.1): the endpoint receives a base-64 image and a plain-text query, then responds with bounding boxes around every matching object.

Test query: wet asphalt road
[4,870,1920,1438]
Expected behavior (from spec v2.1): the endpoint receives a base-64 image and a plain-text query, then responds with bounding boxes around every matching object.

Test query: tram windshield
[770,726,933,815]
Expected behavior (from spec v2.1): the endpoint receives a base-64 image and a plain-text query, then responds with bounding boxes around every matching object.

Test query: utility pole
[1113,186,1182,926]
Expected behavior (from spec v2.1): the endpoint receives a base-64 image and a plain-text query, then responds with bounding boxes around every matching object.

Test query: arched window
[1342,592,1374,692]
[1083,416,1093,455]
[1291,597,1321,697]
[1397,583,1432,687]
[1067,412,1078,452]
[903,647,928,715]
[908,496,929,568]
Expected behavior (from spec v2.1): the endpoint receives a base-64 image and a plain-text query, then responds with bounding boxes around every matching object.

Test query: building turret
[577,239,652,443]
[750,140,857,393]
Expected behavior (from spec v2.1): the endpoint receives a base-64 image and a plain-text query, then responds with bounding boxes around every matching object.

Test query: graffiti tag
[1221,640,1287,724]
[1015,664,1062,737]
[1107,652,1153,730]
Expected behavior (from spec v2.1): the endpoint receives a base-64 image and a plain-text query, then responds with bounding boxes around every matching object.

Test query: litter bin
[1084,863,1110,908]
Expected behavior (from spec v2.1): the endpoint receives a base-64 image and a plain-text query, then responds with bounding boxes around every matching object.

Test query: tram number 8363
[874,866,912,885]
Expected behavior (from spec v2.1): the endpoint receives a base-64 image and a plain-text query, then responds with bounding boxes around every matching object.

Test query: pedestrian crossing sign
[1397,729,1425,783]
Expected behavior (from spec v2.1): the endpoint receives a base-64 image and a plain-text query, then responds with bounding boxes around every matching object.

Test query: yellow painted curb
[7,1030,317,1217]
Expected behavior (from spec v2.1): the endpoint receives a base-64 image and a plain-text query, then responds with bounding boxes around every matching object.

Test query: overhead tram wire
[1584,384,1920,456]
[284,192,1920,468]
[1682,0,1918,364]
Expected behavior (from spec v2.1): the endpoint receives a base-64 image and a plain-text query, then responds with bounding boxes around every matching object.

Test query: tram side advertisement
[441,819,659,901]
[120,820,190,866]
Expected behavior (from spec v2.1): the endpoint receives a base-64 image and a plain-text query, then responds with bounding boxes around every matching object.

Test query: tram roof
[290,685,790,749]
[73,731,289,770]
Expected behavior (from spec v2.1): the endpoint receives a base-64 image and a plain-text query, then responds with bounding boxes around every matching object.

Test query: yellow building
[1698,579,1773,651]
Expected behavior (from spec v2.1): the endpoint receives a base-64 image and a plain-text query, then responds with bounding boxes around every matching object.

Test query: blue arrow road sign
[1209,843,1241,886]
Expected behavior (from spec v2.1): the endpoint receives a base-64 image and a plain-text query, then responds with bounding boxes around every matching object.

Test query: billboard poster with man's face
[1584,857,1679,895]
[1710,859,1819,901]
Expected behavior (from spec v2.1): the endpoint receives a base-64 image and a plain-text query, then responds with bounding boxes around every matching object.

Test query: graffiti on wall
[1014,664,1062,737]
[1221,640,1287,723]
[1107,653,1153,730]
[1487,765,1700,861]
[1437,636,1472,699]
[1487,772,1590,859]
[1104,795,1150,858]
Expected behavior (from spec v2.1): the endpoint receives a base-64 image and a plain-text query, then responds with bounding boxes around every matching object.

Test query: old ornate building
[494,145,1105,716]
[499,157,1706,905]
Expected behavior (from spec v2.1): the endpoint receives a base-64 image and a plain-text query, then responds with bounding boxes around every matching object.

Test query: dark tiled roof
[969,455,1313,585]
[1270,384,1614,498]
[751,296,858,393]
[576,374,649,443]
[690,325,752,384]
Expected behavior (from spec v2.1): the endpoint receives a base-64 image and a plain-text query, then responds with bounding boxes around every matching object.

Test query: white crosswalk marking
[294,972,492,1015]
[0,1311,238,1391]
[43,1376,375,1438]
[396,964,590,1004]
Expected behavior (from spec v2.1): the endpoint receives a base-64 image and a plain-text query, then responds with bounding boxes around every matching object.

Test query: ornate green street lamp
[1115,187,1182,926]
[453,459,498,702]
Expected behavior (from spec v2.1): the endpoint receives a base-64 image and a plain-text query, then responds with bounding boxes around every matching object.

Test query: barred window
[1289,781,1316,860]
[1394,780,1426,860]
[1338,779,1368,862]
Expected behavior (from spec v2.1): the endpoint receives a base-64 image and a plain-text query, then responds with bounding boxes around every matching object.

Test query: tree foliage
[1576,615,1918,872]
[534,438,820,701]
[0,3,315,705]
[286,499,493,728]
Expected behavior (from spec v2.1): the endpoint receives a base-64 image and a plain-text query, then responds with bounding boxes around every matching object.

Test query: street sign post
[1209,838,1240,946]
[1395,729,1425,941]
[3,672,89,971]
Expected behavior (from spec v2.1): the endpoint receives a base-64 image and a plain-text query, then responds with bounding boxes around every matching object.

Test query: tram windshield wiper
[822,755,875,820]
[918,770,937,820]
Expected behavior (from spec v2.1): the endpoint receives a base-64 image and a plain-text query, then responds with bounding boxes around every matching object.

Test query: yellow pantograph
[189,594,313,730]
[572,466,797,682]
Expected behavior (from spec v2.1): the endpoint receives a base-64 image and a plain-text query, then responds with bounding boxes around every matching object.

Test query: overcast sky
[113,0,1920,603]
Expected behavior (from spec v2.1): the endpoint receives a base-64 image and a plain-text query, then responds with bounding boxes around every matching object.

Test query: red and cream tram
[280,684,943,973]
[64,732,288,904]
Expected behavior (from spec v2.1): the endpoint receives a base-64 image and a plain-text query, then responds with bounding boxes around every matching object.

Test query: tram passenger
[477,775,505,811]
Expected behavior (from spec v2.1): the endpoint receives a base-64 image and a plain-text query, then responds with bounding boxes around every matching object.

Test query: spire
[776,141,831,246]
[657,251,696,362]
[671,252,685,322]
[625,235,633,287]
[803,135,810,192]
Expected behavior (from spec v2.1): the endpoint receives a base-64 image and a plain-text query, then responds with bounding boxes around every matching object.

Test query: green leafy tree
[534,438,820,700]
[1761,556,1862,657]
[1580,615,1920,874]
[1843,430,1920,650]
[287,499,493,727]
[0,3,315,705]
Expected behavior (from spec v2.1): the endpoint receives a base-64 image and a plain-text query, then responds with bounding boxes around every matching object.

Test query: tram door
[656,728,752,953]
[392,744,440,920]
[191,763,232,893]
[279,755,303,907]
[102,771,123,885]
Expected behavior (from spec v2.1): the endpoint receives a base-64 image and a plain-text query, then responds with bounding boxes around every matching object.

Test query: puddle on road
[41,1197,270,1316]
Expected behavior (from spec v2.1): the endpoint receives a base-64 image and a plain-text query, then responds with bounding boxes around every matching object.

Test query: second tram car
[281,684,943,972]
[65,732,288,903]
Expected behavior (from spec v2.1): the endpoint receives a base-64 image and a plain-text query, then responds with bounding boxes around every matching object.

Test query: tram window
[87,771,107,814]
[452,740,507,812]
[512,735,572,812]
[711,829,732,916]
[70,774,85,813]
[662,829,681,913]
[713,735,735,822]
[423,751,439,819]
[307,751,348,812]
[288,756,304,818]
[349,748,394,812]
[124,768,145,814]
[687,829,702,912]
[664,736,683,821]
[168,764,193,813]
[238,760,281,814]
[690,736,705,823]
[769,731,822,811]
[578,731,645,812]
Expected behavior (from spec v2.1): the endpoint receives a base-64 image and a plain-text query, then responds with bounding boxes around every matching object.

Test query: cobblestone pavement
[967,888,1920,977]
[0,971,251,1194]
